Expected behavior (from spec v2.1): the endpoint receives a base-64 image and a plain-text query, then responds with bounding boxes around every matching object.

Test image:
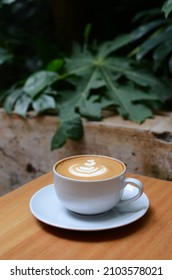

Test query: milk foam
[68,159,107,178]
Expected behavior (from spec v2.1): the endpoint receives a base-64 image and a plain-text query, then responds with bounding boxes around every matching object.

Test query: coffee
[55,155,124,180]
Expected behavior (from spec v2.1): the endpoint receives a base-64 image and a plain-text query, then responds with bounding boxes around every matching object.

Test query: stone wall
[0,109,172,196]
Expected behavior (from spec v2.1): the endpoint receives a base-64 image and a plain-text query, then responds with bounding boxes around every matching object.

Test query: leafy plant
[0,47,13,64]
[3,71,58,116]
[3,31,172,149]
[162,0,172,18]
[0,0,59,91]
[1,0,172,150]
[130,4,172,74]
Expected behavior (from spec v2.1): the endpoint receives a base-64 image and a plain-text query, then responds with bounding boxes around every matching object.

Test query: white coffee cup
[53,155,144,215]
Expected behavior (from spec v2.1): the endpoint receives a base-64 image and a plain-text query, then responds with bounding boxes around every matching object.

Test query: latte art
[55,155,125,181]
[68,159,107,177]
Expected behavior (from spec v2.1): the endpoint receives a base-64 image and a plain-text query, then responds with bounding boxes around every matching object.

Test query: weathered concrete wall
[0,109,172,195]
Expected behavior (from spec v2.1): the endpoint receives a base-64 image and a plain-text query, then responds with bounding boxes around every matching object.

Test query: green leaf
[14,95,31,117]
[105,57,157,87]
[65,48,94,77]
[63,36,172,127]
[32,94,56,113]
[66,67,109,120]
[0,47,13,65]
[46,59,64,72]
[62,114,83,139]
[131,20,166,41]
[84,23,92,44]
[150,80,172,102]
[136,27,172,60]
[78,97,100,119]
[1,0,16,4]
[51,89,84,149]
[97,34,132,58]
[23,71,58,98]
[3,88,23,113]
[106,86,155,122]
[118,103,153,123]
[153,38,172,62]
[51,113,83,150]
[162,0,172,18]
[51,125,67,149]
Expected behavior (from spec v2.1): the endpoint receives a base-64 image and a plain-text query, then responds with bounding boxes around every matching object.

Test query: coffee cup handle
[117,178,144,206]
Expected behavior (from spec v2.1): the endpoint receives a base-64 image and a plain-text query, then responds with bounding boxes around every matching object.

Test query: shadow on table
[36,206,153,243]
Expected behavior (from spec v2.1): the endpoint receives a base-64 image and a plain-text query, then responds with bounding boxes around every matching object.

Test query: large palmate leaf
[65,44,170,117]
[50,34,172,148]
[51,41,172,149]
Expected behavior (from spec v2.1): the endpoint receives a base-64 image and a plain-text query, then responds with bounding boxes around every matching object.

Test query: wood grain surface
[1,172,172,260]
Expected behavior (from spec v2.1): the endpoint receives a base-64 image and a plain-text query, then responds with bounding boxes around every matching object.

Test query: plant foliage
[2,32,172,149]
[1,0,172,150]
[131,6,172,74]
[162,0,172,18]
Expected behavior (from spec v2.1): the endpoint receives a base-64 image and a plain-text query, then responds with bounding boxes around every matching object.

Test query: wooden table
[1,173,172,260]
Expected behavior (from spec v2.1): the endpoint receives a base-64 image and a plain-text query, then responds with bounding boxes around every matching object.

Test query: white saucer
[30,184,149,231]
